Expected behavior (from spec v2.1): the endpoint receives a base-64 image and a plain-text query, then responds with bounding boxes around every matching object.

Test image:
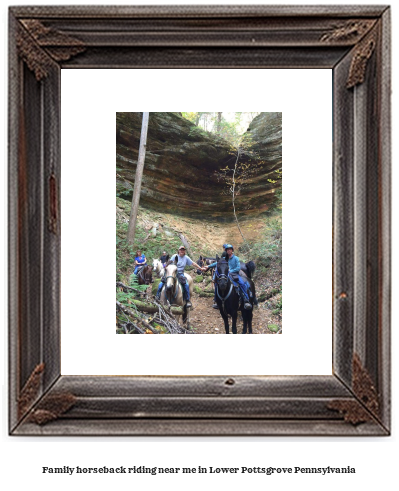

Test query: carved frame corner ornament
[16,19,85,81]
[9,5,391,436]
[346,27,379,88]
[320,19,376,43]
[327,354,381,425]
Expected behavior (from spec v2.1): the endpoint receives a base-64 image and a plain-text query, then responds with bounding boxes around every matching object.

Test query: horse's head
[164,263,177,292]
[215,258,230,293]
[153,259,165,278]
[152,259,157,276]
[196,256,204,275]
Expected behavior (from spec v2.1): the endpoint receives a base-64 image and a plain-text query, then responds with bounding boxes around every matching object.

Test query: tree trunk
[216,112,222,134]
[127,112,149,245]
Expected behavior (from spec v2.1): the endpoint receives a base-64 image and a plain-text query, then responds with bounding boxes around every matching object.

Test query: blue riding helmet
[223,243,228,249]
[225,244,234,251]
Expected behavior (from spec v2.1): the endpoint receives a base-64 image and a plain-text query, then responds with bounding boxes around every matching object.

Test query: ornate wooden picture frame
[9,5,391,435]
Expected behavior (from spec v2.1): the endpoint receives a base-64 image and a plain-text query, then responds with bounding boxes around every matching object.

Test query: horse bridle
[214,265,234,303]
[164,272,179,302]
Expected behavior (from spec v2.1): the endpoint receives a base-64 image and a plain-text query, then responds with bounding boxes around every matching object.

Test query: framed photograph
[9,5,390,435]
[114,110,283,336]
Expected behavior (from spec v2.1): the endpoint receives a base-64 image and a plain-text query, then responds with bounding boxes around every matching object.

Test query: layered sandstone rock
[116,112,281,219]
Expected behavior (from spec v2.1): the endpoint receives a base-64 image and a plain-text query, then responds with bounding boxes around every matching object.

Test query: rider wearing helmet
[205,244,252,310]
[155,245,205,308]
[221,243,228,259]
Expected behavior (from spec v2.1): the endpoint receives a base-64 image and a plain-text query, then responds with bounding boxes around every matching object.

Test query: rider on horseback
[205,244,252,310]
[159,251,169,268]
[133,249,147,275]
[155,246,205,308]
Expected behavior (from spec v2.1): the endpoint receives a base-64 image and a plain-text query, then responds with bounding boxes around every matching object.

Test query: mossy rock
[268,324,279,332]
[193,285,202,294]
[194,275,204,283]
[204,275,213,285]
[199,292,214,298]
[151,278,161,295]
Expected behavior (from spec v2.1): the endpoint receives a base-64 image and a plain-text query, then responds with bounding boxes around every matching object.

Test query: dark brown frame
[9,5,391,436]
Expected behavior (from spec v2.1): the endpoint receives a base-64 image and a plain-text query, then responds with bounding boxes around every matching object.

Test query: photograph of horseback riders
[116,112,282,334]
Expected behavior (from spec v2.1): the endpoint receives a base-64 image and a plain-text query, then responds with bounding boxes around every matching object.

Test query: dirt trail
[185,270,281,334]
[189,291,276,334]
[136,206,282,334]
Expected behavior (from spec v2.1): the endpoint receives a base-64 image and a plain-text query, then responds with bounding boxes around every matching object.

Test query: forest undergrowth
[116,190,282,334]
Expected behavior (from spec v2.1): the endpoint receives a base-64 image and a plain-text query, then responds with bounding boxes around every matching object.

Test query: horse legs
[231,312,238,334]
[242,311,253,334]
[220,310,230,334]
[183,305,191,329]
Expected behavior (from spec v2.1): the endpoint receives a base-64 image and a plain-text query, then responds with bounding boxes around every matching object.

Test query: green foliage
[272,187,282,210]
[116,197,182,283]
[181,112,260,147]
[181,112,202,126]
[116,181,133,200]
[129,273,149,291]
[151,278,161,296]
[250,217,282,268]
[116,290,140,304]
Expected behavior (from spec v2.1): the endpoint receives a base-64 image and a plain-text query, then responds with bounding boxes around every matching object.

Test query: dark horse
[240,260,256,279]
[214,257,255,334]
[137,265,153,285]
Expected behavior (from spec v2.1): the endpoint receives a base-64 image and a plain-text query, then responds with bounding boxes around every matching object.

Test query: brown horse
[137,265,153,286]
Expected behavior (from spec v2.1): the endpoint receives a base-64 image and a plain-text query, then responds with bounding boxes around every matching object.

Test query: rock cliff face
[116,112,281,219]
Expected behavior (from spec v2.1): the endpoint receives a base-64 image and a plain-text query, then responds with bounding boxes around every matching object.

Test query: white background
[1,1,397,491]
[61,68,332,376]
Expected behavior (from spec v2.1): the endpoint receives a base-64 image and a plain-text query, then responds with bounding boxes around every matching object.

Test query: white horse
[160,263,193,327]
[152,258,165,278]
